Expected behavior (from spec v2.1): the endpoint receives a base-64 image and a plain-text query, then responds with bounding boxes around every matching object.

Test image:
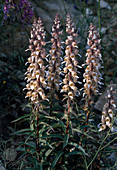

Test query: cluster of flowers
[24,15,116,132]
[24,14,80,110]
[3,0,34,24]
[83,23,103,107]
[61,14,80,101]
[47,15,63,92]
[24,18,47,103]
[99,82,116,131]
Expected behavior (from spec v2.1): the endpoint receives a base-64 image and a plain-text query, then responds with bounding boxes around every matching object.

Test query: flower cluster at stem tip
[61,14,81,101]
[47,15,63,91]
[24,18,47,103]
[83,23,103,107]
[99,82,116,131]
[24,14,116,132]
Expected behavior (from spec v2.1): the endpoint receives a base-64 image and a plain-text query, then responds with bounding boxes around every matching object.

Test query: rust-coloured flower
[83,23,103,106]
[99,82,116,131]
[61,14,81,101]
[47,15,63,92]
[24,18,47,103]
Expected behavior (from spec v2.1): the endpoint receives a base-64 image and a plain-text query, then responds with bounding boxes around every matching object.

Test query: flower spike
[83,23,103,107]
[24,18,47,104]
[47,14,63,92]
[61,14,81,134]
[99,81,116,131]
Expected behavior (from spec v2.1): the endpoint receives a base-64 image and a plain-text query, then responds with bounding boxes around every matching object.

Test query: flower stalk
[47,14,63,116]
[24,17,47,160]
[83,23,103,133]
[61,14,80,134]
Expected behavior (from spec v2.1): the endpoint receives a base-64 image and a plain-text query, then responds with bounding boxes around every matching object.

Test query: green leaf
[12,114,30,123]
[51,123,66,128]
[67,151,85,156]
[73,128,96,141]
[16,147,26,152]
[42,134,64,140]
[25,130,35,143]
[40,139,54,149]
[63,134,69,148]
[18,151,27,159]
[45,149,53,158]
[51,151,64,168]
[13,128,31,135]
[68,142,88,156]
[20,161,24,170]
[25,142,36,150]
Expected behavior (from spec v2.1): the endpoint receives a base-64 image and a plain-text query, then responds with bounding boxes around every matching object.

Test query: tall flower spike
[83,23,103,107]
[61,14,81,133]
[99,81,116,131]
[47,14,63,91]
[62,14,80,100]
[83,23,103,134]
[24,18,47,104]
[47,15,63,116]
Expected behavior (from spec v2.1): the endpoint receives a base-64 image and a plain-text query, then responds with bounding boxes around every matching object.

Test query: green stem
[66,97,70,134]
[50,86,54,116]
[31,104,36,132]
[100,137,117,151]
[83,154,88,170]
[87,128,111,169]
[36,105,40,161]
[84,110,90,133]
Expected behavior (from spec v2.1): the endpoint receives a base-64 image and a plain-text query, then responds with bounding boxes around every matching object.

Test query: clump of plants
[1,12,116,169]
[11,14,115,170]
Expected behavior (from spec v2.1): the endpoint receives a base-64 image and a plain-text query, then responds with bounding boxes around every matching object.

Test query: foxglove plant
[47,15,63,115]
[61,14,81,134]
[83,23,103,132]
[24,17,47,159]
[99,81,116,131]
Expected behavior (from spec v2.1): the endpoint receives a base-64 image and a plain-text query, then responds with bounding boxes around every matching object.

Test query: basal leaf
[51,151,64,168]
[12,114,30,123]
[67,151,85,156]
[63,134,69,148]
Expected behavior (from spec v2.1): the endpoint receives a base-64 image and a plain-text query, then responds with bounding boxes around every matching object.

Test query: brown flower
[24,18,47,103]
[99,82,116,131]
[47,15,63,91]
[83,23,103,106]
[61,14,81,101]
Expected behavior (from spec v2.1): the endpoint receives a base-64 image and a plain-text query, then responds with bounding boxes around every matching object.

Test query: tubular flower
[99,82,116,131]
[24,18,47,103]
[83,23,103,105]
[61,14,80,100]
[47,15,63,91]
